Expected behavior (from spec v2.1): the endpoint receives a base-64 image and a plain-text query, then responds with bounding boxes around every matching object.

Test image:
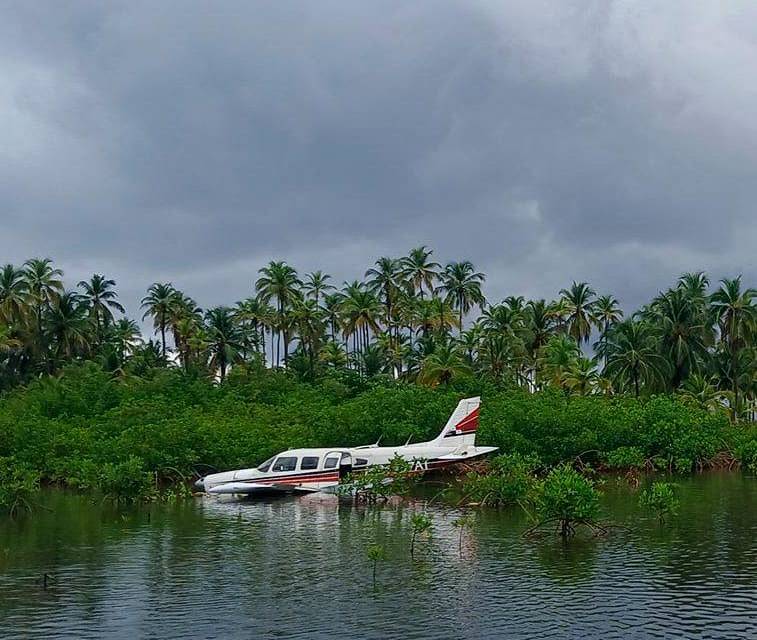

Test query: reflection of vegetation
[526,465,603,538]
[639,482,679,524]
[410,513,432,559]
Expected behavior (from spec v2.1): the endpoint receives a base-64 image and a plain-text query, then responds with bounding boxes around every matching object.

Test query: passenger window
[324,456,339,469]
[354,458,368,467]
[272,456,297,472]
[301,456,319,470]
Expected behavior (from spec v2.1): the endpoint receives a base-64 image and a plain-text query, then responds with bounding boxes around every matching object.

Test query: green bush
[639,481,679,523]
[462,453,539,506]
[0,457,40,517]
[528,464,601,537]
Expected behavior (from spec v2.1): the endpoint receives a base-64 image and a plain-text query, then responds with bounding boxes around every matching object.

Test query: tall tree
[710,276,756,420]
[23,258,64,362]
[204,306,243,383]
[559,281,596,344]
[140,282,176,358]
[77,274,125,347]
[439,260,486,334]
[401,246,440,300]
[0,264,28,325]
[255,261,301,367]
[303,271,334,307]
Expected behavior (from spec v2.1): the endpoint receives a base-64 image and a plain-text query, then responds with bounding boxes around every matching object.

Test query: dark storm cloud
[1,0,756,322]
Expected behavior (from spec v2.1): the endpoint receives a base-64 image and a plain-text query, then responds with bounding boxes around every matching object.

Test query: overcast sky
[2,1,756,326]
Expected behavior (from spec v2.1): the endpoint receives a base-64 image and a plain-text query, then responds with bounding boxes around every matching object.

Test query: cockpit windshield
[257,456,275,472]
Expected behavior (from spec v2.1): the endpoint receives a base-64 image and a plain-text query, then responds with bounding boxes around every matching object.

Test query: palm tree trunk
[160,312,166,358]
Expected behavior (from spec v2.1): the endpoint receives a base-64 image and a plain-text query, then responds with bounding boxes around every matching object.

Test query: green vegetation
[339,454,417,503]
[526,465,603,538]
[452,512,475,555]
[639,481,680,524]
[0,457,40,517]
[1,250,757,505]
[462,453,540,507]
[409,512,433,559]
[366,544,386,586]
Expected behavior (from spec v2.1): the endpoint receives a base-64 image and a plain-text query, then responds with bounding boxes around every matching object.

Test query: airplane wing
[207,482,321,495]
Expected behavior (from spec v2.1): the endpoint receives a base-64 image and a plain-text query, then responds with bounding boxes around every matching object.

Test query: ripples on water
[1,474,756,639]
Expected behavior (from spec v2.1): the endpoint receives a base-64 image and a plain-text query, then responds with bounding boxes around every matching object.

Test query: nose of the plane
[193,478,205,492]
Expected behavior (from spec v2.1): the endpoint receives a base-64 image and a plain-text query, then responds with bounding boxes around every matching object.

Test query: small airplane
[195,396,496,496]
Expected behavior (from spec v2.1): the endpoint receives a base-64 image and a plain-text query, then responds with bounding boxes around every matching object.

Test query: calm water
[1,474,756,639]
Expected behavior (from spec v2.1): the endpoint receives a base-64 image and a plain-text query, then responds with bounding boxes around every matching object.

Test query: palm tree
[109,318,142,363]
[235,297,272,357]
[365,257,402,339]
[418,344,470,386]
[591,294,623,368]
[23,258,64,359]
[439,261,486,334]
[678,271,710,303]
[292,298,325,378]
[599,319,668,397]
[563,357,599,396]
[559,281,596,344]
[303,271,334,307]
[0,264,28,324]
[77,274,125,347]
[647,287,711,389]
[538,334,581,391]
[710,276,756,420]
[679,374,728,413]
[140,282,177,358]
[340,282,381,369]
[204,306,243,383]
[46,291,90,362]
[255,261,302,367]
[319,341,348,369]
[322,293,343,344]
[401,246,440,300]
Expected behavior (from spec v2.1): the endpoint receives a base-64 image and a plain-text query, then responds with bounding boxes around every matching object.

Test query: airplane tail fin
[432,397,481,446]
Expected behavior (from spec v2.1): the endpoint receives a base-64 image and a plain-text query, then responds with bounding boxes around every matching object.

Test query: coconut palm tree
[204,306,243,383]
[538,334,581,391]
[439,260,486,334]
[140,282,177,358]
[292,298,326,378]
[647,287,711,389]
[23,258,64,359]
[319,341,348,369]
[109,318,142,363]
[365,257,402,338]
[303,271,334,307]
[77,274,125,347]
[340,282,381,368]
[559,281,596,345]
[401,246,440,300]
[418,343,470,386]
[679,374,728,413]
[46,291,90,362]
[255,261,302,367]
[710,276,757,420]
[599,319,668,397]
[591,294,623,368]
[0,264,28,325]
[563,357,599,396]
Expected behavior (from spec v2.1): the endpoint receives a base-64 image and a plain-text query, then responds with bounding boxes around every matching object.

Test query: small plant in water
[410,512,433,559]
[366,544,385,587]
[526,464,603,538]
[461,453,539,507]
[452,512,474,556]
[639,481,679,524]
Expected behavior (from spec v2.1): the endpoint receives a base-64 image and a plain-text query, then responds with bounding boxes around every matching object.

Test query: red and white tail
[433,397,480,446]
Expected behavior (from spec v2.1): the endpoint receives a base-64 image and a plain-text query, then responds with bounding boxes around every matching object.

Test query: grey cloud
[0,0,756,325]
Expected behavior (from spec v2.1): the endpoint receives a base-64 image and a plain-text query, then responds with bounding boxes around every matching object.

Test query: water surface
[1,473,756,639]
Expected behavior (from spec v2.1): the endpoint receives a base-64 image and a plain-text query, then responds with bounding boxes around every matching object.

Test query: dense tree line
[1,249,756,421]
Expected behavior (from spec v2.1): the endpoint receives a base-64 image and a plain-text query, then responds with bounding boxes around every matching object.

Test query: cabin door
[338,452,353,479]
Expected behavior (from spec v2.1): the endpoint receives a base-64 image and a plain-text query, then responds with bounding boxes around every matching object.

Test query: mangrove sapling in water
[524,464,604,539]
[410,513,433,559]
[452,512,474,556]
[639,481,679,524]
[366,544,386,587]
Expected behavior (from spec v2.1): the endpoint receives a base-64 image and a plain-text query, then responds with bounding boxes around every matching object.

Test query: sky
[1,1,756,329]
